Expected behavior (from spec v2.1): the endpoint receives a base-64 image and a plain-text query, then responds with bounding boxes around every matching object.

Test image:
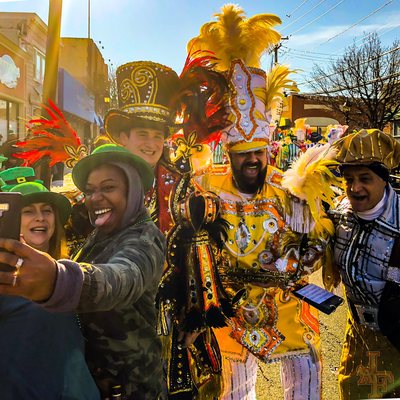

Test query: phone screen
[294,284,335,304]
[0,192,22,271]
[293,283,344,315]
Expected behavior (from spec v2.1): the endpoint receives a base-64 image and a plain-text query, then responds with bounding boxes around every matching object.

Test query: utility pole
[42,0,62,109]
[38,0,63,187]
[88,0,91,39]
[270,37,289,140]
[272,36,289,64]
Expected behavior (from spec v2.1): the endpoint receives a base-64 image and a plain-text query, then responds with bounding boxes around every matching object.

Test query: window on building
[393,121,400,138]
[34,48,45,83]
[0,99,20,142]
[8,101,19,136]
[0,100,6,144]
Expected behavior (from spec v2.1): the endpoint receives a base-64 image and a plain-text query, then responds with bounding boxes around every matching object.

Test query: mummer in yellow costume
[191,5,340,399]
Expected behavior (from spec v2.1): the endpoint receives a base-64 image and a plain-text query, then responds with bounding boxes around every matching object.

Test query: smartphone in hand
[0,192,22,271]
[292,283,344,315]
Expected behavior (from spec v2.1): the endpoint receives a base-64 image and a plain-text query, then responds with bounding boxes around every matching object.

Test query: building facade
[0,12,109,147]
[281,93,342,132]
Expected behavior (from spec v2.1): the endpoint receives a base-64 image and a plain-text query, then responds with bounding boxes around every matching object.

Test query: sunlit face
[342,166,387,212]
[229,149,268,194]
[84,164,128,234]
[119,127,164,167]
[21,202,55,252]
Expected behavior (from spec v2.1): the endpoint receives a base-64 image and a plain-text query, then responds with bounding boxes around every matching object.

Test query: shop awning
[58,68,95,123]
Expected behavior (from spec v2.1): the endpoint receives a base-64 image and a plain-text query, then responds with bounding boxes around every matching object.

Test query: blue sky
[1,0,399,90]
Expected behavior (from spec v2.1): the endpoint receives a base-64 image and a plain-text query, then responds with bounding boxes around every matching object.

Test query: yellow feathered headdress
[187,4,296,152]
[187,4,282,71]
[267,64,299,125]
[266,64,299,109]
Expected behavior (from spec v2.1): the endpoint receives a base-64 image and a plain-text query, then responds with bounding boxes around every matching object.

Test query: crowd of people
[0,4,399,400]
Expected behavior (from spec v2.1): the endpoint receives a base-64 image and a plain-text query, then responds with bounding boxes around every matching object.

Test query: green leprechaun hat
[0,167,43,192]
[9,182,71,224]
[72,144,154,193]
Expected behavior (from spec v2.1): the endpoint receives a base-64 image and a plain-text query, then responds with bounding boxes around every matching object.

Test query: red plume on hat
[13,100,88,168]
[170,48,230,147]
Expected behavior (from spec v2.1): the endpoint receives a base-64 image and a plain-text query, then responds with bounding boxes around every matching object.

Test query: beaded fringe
[285,199,315,234]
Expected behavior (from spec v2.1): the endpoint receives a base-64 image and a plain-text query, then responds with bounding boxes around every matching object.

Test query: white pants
[220,353,258,400]
[220,353,321,400]
[280,355,321,400]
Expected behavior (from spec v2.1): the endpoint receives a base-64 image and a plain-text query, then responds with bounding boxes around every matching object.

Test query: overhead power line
[311,71,400,94]
[279,48,340,62]
[281,46,341,57]
[317,0,395,46]
[351,23,400,47]
[282,0,330,31]
[283,53,337,62]
[289,0,346,36]
[300,45,400,86]
[285,0,311,18]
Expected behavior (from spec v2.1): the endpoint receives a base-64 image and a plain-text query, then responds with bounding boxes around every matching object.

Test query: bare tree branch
[309,33,400,130]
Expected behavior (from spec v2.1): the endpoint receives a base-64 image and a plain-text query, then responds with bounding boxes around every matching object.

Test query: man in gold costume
[192,5,338,399]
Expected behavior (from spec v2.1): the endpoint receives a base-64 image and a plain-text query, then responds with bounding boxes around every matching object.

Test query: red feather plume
[171,48,229,145]
[14,100,87,168]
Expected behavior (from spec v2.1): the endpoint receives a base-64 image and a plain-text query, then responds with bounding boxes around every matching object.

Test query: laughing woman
[0,145,166,400]
[0,180,99,399]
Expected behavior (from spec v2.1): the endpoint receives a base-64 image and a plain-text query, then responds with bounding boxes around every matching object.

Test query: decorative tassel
[284,198,314,234]
[188,329,223,399]
[182,230,230,331]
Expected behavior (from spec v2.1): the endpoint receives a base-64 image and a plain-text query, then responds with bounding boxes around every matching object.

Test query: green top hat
[72,144,154,193]
[104,61,179,141]
[0,167,43,192]
[9,182,71,224]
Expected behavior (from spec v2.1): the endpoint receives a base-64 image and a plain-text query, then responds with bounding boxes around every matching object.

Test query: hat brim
[22,192,71,225]
[228,140,269,153]
[72,148,154,193]
[104,110,168,142]
[338,160,387,168]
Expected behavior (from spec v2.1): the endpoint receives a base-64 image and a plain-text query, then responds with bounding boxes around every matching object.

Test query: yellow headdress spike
[266,64,299,120]
[187,4,282,71]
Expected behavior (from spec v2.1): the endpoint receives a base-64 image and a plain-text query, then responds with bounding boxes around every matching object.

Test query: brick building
[0,12,109,146]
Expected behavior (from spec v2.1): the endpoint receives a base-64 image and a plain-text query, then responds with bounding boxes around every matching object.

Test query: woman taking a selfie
[0,145,166,400]
[0,176,99,399]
